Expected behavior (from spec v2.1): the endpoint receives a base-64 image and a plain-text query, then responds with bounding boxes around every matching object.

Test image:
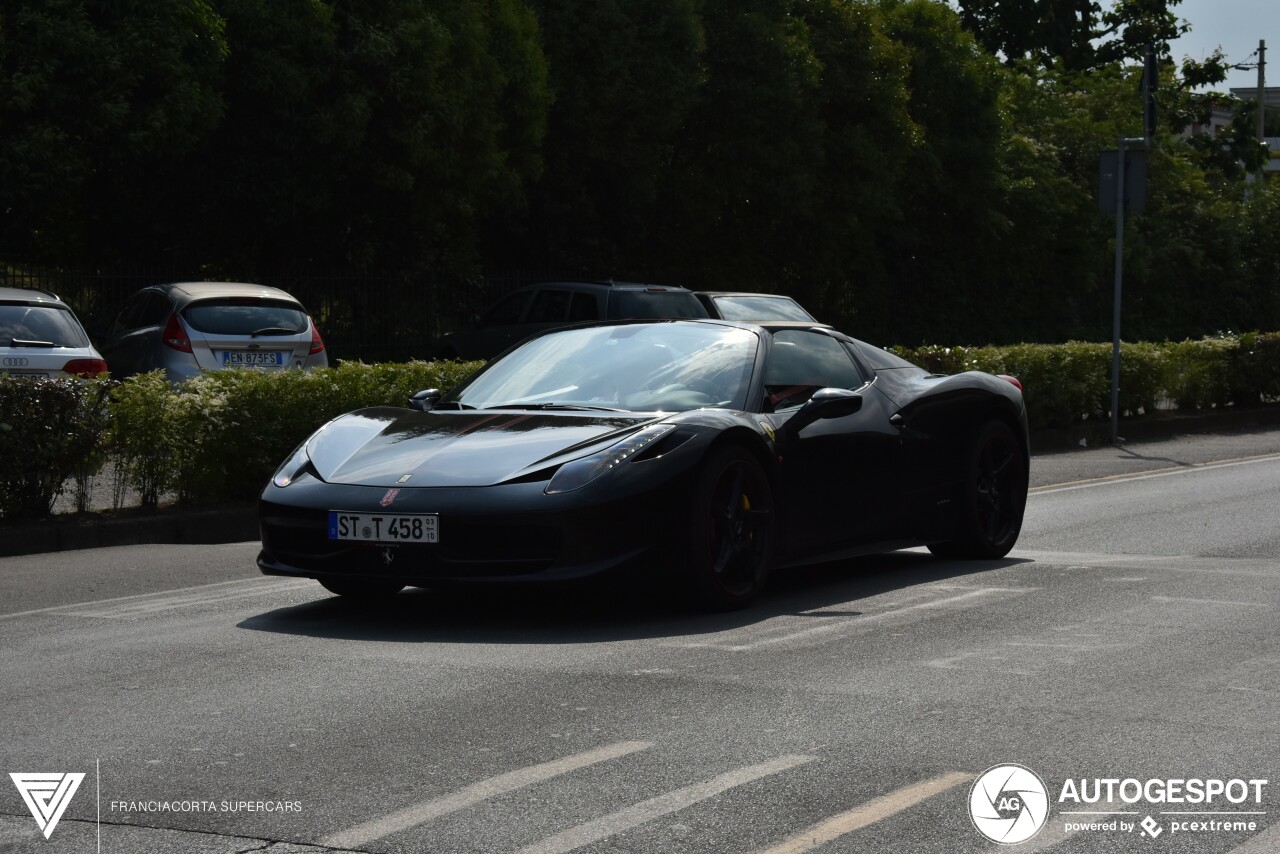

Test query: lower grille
[262,514,562,578]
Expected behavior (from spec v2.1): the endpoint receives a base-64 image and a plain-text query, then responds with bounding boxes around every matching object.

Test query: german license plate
[221,350,285,366]
[327,511,439,543]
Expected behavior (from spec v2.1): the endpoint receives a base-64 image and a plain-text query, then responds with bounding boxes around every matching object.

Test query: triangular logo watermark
[9,772,85,838]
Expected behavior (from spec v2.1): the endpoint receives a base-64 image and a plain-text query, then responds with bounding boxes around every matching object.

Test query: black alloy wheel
[928,419,1027,560]
[689,445,776,609]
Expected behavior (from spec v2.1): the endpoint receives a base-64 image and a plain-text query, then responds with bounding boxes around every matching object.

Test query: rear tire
[319,578,405,598]
[686,445,776,610]
[928,419,1027,560]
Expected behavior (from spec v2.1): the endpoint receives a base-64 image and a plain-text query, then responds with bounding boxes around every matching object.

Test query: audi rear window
[0,304,90,347]
[183,298,308,336]
[606,291,708,320]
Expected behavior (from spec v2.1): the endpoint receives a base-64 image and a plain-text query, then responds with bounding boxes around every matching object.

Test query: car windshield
[606,291,708,319]
[448,323,759,412]
[183,298,308,336]
[712,295,815,322]
[0,304,90,347]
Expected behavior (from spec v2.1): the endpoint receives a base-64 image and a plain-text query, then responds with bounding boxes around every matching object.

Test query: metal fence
[0,265,557,362]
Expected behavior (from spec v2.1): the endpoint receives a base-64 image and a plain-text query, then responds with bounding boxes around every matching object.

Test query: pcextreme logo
[10,772,85,839]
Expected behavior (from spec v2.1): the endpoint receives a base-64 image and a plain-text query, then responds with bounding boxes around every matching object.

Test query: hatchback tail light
[62,358,109,378]
[163,313,192,352]
[308,321,325,355]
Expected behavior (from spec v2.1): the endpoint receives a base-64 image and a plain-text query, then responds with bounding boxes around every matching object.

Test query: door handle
[889,413,905,428]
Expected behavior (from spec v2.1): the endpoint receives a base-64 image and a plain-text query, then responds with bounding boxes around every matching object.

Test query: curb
[1028,404,1280,452]
[0,505,258,559]
[2,405,1277,559]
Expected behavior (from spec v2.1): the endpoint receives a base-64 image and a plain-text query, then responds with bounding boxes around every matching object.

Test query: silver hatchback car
[0,287,108,378]
[99,282,327,383]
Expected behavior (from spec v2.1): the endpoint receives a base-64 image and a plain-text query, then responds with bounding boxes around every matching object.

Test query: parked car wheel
[688,444,775,610]
[928,419,1026,560]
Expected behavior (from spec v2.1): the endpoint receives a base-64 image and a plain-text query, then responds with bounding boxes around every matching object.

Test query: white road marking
[54,581,316,619]
[751,771,971,854]
[518,754,816,854]
[1151,596,1273,608]
[683,588,1033,651]
[0,578,311,621]
[1224,822,1280,853]
[321,741,652,849]
[1030,453,1280,495]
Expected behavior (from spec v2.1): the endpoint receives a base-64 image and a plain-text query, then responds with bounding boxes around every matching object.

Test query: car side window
[526,289,571,323]
[763,330,866,412]
[482,291,532,326]
[568,292,599,322]
[139,293,171,327]
[111,294,148,333]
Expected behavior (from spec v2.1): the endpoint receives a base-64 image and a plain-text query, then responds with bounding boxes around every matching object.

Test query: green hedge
[2,334,1279,518]
[893,333,1280,431]
[110,360,481,506]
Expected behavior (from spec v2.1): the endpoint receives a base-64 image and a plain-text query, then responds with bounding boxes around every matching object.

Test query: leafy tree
[957,0,1187,71]
[180,0,344,275]
[873,0,1008,343]
[0,0,227,265]
[322,0,551,275]
[515,0,705,276]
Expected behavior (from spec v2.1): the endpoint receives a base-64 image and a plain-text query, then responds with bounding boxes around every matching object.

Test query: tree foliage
[957,0,1187,70]
[1,0,1276,346]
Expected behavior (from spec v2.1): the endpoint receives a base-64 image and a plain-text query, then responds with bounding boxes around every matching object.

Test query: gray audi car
[99,282,327,384]
[0,287,108,378]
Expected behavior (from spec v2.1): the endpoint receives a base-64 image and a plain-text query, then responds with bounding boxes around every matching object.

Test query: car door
[757,329,907,559]
[100,290,169,377]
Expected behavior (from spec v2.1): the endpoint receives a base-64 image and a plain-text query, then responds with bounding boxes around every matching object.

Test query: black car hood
[308,408,658,487]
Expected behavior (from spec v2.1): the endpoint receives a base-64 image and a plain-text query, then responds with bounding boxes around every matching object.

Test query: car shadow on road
[236,550,1032,645]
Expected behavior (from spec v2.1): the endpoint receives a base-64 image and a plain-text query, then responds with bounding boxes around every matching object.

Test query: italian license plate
[221,350,285,367]
[327,511,439,544]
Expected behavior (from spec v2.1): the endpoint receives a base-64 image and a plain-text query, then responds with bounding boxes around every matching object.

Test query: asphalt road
[2,429,1278,854]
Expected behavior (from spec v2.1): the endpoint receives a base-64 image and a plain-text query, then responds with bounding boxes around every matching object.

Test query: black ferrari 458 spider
[259,319,1029,608]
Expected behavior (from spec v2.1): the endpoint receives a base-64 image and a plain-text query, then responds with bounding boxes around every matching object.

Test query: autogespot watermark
[969,764,1051,844]
[968,765,1270,844]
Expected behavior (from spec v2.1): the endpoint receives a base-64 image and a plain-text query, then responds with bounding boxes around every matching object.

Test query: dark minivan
[438,281,708,360]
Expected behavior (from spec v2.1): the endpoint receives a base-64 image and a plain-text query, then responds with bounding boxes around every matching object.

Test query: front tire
[318,578,405,598]
[928,419,1027,560]
[687,445,776,610]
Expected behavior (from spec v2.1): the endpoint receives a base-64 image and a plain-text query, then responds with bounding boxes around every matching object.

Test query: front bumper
[258,474,693,586]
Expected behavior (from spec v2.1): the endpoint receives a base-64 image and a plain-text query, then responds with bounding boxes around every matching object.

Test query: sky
[1168,0,1272,90]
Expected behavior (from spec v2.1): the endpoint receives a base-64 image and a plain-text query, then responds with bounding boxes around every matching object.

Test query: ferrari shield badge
[380,488,400,507]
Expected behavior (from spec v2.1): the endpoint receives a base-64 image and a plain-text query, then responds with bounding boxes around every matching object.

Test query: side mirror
[408,388,441,412]
[780,387,863,440]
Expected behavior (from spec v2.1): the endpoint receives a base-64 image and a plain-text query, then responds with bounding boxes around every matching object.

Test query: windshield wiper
[249,327,298,337]
[482,402,624,412]
[10,339,55,348]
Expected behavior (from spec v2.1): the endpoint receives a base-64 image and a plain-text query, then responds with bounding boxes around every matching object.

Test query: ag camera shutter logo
[969,764,1050,844]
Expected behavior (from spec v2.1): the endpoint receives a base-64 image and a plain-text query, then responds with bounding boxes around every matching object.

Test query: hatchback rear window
[606,291,708,320]
[712,295,815,322]
[183,298,308,336]
[0,304,90,347]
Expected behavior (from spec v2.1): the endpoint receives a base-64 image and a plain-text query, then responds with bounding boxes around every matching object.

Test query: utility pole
[1258,39,1267,145]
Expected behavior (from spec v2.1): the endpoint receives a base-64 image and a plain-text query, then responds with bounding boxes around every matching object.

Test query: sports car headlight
[544,424,677,494]
[272,441,312,488]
